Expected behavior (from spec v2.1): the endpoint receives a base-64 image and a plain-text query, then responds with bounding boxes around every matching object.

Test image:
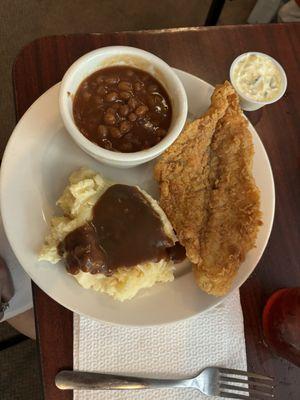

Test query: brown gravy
[58,185,184,276]
[73,66,172,152]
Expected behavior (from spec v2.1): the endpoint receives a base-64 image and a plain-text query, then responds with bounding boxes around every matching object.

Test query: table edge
[12,22,299,72]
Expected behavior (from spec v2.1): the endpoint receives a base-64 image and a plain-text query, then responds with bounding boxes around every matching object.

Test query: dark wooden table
[11,24,300,399]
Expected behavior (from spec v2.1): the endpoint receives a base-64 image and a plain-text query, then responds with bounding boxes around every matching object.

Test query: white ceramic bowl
[59,46,188,167]
[230,52,287,111]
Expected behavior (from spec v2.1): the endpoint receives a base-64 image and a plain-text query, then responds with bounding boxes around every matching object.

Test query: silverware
[56,367,275,399]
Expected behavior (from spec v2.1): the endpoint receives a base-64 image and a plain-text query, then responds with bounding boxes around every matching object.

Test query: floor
[0,323,41,400]
[0,0,256,399]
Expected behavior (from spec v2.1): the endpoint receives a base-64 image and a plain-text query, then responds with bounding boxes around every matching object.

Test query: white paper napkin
[73,290,246,399]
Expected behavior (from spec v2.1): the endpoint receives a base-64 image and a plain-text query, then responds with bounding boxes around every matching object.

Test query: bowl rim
[229,51,287,105]
[59,46,188,162]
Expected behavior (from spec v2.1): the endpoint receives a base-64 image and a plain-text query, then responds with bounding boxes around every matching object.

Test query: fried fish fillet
[154,81,262,296]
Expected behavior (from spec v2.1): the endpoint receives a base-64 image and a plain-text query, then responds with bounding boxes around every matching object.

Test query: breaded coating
[154,81,262,296]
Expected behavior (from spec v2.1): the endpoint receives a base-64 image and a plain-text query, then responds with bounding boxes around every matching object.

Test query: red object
[263,288,300,366]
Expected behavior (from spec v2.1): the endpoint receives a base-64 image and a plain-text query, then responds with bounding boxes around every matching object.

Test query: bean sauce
[73,66,172,152]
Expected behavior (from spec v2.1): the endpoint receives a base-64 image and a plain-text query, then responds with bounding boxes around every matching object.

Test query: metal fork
[56,367,275,399]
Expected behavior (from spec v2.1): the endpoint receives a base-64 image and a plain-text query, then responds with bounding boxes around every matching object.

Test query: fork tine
[220,376,274,389]
[220,391,271,400]
[220,383,274,397]
[220,391,252,399]
[247,389,274,398]
[219,368,274,381]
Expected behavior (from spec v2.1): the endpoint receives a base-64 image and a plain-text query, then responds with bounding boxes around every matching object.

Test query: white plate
[0,69,275,326]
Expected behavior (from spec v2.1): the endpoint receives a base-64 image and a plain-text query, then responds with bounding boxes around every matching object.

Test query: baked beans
[73,66,172,152]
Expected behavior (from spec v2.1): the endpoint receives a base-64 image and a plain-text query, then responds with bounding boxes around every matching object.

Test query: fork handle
[55,370,192,390]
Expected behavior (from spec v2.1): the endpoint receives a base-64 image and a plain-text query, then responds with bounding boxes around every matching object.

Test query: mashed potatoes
[39,167,176,301]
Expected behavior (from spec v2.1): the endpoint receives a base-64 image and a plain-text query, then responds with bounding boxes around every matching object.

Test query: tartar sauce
[232,53,283,102]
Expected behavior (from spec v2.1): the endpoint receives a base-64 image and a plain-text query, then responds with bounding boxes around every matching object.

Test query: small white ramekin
[230,52,287,111]
[59,46,188,167]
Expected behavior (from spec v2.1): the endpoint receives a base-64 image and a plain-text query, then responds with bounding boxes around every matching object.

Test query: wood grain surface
[10,24,300,400]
